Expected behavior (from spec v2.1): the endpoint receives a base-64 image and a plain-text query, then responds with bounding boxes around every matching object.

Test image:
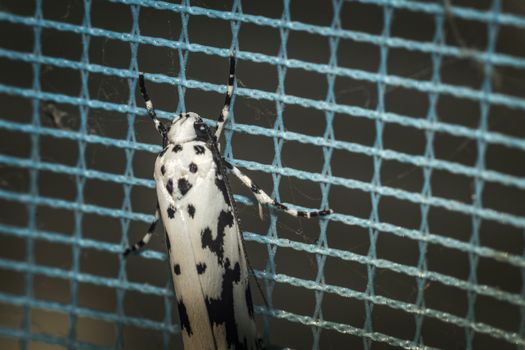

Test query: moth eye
[194,121,205,130]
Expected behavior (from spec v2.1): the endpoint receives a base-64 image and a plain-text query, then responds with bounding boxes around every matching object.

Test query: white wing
[155,141,258,350]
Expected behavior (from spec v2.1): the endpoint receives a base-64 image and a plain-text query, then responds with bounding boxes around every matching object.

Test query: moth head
[166,112,211,144]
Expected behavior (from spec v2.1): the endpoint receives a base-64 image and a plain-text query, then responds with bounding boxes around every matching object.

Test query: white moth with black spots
[124,54,332,350]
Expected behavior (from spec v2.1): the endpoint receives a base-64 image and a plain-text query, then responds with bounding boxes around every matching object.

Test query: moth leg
[214,53,236,142]
[138,73,167,138]
[224,160,333,218]
[123,204,161,256]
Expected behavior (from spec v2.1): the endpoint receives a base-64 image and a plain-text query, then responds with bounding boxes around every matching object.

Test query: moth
[124,54,332,350]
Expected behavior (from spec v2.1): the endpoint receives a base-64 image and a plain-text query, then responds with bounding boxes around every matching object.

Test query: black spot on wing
[196,263,207,274]
[178,178,192,196]
[174,264,181,275]
[187,204,195,218]
[205,259,242,348]
[173,144,183,153]
[177,299,193,336]
[215,170,231,205]
[201,210,234,265]
[189,162,198,173]
[166,179,173,195]
[167,205,176,219]
[193,145,205,155]
[218,211,234,250]
[201,226,220,263]
[165,232,171,250]
[160,165,166,175]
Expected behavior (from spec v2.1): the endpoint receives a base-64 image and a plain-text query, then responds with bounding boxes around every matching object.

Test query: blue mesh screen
[0,0,524,349]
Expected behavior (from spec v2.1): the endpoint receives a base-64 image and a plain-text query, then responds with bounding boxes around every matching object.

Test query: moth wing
[155,147,258,349]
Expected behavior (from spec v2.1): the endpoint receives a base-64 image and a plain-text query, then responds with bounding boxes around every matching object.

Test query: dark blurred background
[0,0,525,349]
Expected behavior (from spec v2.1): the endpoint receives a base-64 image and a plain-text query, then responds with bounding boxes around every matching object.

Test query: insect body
[124,55,332,350]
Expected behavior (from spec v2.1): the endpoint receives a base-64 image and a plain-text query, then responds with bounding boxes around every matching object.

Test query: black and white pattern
[123,204,160,256]
[125,55,332,350]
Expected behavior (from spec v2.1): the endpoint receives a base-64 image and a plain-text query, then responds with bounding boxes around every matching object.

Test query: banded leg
[123,204,161,256]
[138,73,167,138]
[214,54,236,141]
[224,160,333,218]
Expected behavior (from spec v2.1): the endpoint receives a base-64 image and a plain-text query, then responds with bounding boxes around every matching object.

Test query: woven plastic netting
[0,0,524,349]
